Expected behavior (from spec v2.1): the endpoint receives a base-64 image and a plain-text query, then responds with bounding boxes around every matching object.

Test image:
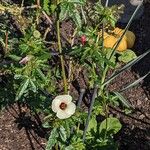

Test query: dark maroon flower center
[59,102,67,110]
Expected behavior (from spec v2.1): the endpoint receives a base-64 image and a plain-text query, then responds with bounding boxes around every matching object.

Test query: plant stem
[55,143,59,150]
[37,0,40,7]
[101,91,109,140]
[68,28,77,94]
[5,31,8,54]
[56,0,68,94]
[104,104,108,140]
[19,0,24,16]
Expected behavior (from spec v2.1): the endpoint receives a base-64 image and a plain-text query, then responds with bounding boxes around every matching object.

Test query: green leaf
[59,3,69,21]
[87,116,97,132]
[118,49,137,63]
[36,68,47,81]
[43,0,50,15]
[59,0,85,27]
[14,74,23,80]
[19,43,29,52]
[81,6,86,24]
[67,0,85,4]
[42,121,51,128]
[16,78,30,100]
[65,145,74,150]
[29,79,37,93]
[8,54,22,61]
[46,128,58,150]
[0,37,5,47]
[113,92,133,108]
[72,10,82,28]
[50,4,57,13]
[59,126,67,142]
[99,117,122,135]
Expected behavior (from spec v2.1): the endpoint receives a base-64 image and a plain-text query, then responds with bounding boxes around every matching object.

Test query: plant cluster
[0,0,149,149]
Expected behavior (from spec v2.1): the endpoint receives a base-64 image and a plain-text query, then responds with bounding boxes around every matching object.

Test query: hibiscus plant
[0,0,149,150]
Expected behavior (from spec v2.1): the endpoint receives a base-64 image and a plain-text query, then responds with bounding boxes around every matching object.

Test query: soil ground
[0,2,150,150]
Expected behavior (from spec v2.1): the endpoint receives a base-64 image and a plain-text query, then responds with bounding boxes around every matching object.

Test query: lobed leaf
[16,78,30,100]
[46,128,58,150]
[59,126,67,142]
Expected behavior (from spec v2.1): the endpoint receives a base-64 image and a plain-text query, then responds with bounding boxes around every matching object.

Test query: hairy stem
[56,0,67,94]
[5,31,8,54]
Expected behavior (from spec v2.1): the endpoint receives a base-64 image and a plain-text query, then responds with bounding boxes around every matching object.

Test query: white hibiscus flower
[52,95,76,119]
[130,0,143,6]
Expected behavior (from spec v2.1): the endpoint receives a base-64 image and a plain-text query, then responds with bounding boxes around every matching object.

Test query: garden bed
[0,1,150,150]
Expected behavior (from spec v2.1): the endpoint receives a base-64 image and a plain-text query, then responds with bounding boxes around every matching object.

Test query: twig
[23,5,39,9]
[37,0,40,7]
[43,27,51,40]
[5,31,8,54]
[20,0,24,14]
[41,10,53,25]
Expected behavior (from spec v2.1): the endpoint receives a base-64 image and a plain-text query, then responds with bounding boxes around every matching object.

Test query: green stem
[55,143,59,150]
[56,0,67,94]
[102,93,109,140]
[68,28,77,94]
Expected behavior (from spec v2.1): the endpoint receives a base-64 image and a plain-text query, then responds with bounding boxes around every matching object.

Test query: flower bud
[81,35,86,46]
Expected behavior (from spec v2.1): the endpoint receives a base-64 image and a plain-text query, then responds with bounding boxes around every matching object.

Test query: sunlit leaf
[16,78,30,100]
[99,117,122,135]
[8,54,21,61]
[46,128,58,150]
[59,126,67,142]
[87,116,97,132]
[29,79,37,93]
[36,68,47,81]
[118,49,137,63]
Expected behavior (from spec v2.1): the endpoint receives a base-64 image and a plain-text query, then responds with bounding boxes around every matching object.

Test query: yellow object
[98,31,109,39]
[104,35,127,52]
[103,27,135,52]
[113,27,124,36]
[126,30,136,48]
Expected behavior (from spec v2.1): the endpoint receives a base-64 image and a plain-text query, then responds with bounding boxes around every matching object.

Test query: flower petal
[52,98,62,113]
[56,110,71,119]
[65,102,76,115]
[55,95,72,104]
